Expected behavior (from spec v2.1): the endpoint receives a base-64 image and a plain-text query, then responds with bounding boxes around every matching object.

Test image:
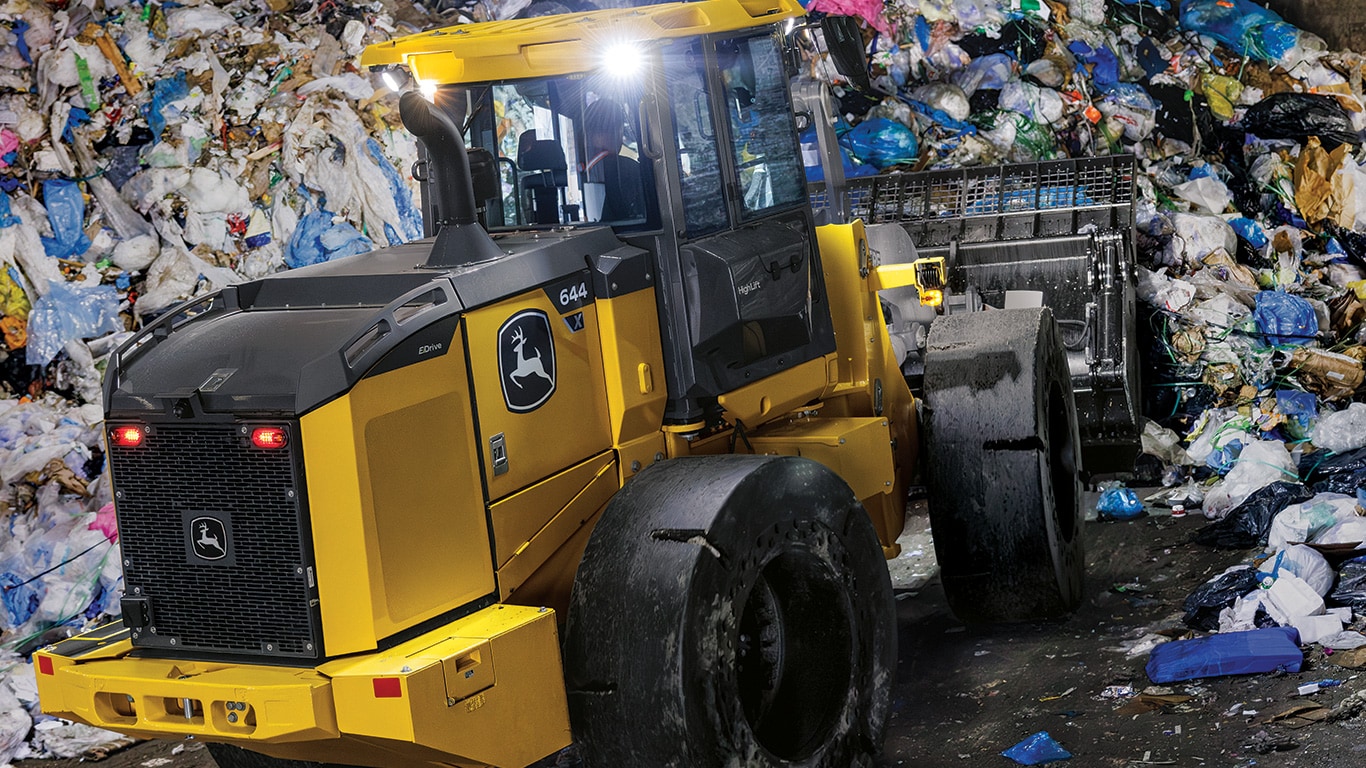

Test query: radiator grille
[110,423,320,660]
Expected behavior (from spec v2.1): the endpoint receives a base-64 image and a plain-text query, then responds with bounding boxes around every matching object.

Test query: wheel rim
[736,549,854,761]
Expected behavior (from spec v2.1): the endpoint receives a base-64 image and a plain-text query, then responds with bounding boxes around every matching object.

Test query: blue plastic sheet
[839,118,919,170]
[1179,0,1302,63]
[39,179,92,260]
[1146,626,1302,683]
[365,138,424,245]
[285,209,374,269]
[1002,731,1072,765]
[145,71,189,139]
[1253,291,1318,346]
[25,280,124,366]
[1119,0,1170,8]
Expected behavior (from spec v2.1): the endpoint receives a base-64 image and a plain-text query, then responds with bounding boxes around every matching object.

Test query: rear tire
[922,307,1084,623]
[564,455,895,767]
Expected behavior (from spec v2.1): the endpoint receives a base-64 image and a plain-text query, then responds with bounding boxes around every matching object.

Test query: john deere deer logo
[498,310,556,413]
[190,516,228,561]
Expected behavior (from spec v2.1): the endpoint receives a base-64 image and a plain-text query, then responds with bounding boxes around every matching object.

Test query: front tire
[922,307,1085,623]
[563,455,895,767]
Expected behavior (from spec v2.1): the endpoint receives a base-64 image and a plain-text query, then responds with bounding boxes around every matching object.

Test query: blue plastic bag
[1253,291,1318,347]
[1068,41,1119,87]
[1179,0,1303,63]
[839,118,919,170]
[1229,217,1268,249]
[39,179,92,260]
[1002,731,1072,765]
[285,209,374,269]
[1097,486,1144,519]
[800,127,876,183]
[25,280,124,366]
[1146,626,1302,683]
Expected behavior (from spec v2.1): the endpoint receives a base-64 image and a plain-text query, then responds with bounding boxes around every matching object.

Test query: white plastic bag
[1273,544,1335,596]
[1203,440,1298,519]
[1315,517,1366,546]
[1267,493,1361,552]
[1313,402,1366,454]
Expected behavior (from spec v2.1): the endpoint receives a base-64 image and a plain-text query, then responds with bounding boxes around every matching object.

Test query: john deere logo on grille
[190,516,228,561]
[498,309,556,413]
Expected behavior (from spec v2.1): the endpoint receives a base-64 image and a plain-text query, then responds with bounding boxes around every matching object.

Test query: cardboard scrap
[1258,701,1328,729]
[1116,694,1194,715]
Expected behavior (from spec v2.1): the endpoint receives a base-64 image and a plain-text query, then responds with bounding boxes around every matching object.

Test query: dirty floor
[19,498,1366,768]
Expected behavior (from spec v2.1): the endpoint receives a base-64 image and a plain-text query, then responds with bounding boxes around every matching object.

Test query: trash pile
[793,1,1366,667]
[1,0,1366,762]
[0,0,484,761]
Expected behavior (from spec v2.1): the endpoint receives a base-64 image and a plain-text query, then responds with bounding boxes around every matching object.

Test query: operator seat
[520,135,567,225]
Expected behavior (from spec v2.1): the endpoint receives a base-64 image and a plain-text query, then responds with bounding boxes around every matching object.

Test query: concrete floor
[19,497,1366,768]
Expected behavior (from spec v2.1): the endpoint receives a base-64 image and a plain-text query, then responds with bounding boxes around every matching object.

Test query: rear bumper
[36,605,571,768]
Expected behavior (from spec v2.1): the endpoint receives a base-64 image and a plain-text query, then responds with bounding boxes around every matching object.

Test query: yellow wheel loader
[35,1,1093,765]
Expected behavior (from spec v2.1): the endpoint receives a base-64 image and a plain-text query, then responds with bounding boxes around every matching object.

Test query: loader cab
[412,25,836,425]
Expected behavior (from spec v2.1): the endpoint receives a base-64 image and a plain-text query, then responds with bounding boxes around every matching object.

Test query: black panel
[662,214,835,403]
[110,424,321,661]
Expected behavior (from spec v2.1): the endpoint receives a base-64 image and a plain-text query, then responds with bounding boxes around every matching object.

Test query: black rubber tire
[563,455,895,768]
[922,307,1085,623]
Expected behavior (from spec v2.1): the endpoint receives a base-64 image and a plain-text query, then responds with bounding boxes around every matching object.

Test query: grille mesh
[110,424,319,660]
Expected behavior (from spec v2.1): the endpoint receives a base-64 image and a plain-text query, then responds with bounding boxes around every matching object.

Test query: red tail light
[372,678,402,698]
[251,427,287,449]
[110,426,144,447]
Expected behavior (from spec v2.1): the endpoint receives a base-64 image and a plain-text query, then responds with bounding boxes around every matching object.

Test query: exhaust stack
[399,92,504,268]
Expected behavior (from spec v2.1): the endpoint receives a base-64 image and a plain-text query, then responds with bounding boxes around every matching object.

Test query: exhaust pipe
[399,91,504,268]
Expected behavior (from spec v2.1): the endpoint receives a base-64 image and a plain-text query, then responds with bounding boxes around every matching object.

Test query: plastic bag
[1178,0,1305,64]
[1163,213,1236,268]
[1253,291,1318,347]
[38,179,91,260]
[1001,731,1072,765]
[1275,544,1335,597]
[1141,419,1191,466]
[1243,93,1361,149]
[1329,556,1366,610]
[1000,81,1065,125]
[1146,626,1302,683]
[839,118,919,170]
[1313,403,1366,454]
[1097,485,1144,520]
[1194,482,1314,550]
[285,210,374,269]
[1183,565,1259,631]
[1097,83,1157,142]
[1317,517,1366,546]
[24,280,123,367]
[1205,441,1299,520]
[1267,493,1361,551]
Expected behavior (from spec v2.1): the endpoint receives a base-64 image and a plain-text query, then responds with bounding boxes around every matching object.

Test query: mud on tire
[563,455,896,767]
[922,307,1085,623]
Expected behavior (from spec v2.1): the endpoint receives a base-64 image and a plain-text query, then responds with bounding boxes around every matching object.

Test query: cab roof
[360,0,803,85]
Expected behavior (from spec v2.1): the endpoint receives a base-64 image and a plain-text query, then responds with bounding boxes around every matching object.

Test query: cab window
[459,78,655,231]
[666,41,728,239]
[715,34,806,221]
